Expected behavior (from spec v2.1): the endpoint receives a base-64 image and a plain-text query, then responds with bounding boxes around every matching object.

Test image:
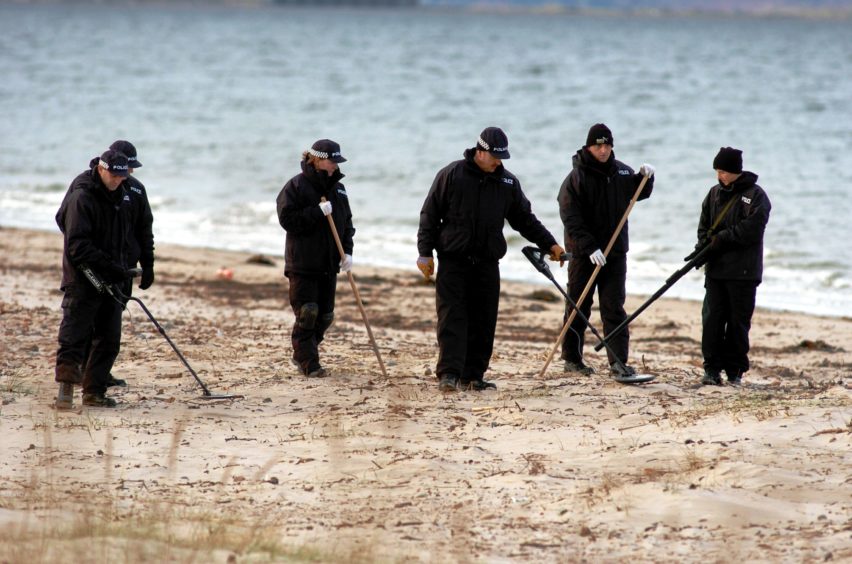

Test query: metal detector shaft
[122,294,213,396]
[80,265,240,399]
[593,245,712,352]
[107,283,241,399]
[521,246,626,367]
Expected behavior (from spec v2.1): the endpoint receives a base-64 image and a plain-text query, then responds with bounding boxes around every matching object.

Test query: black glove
[684,247,701,262]
[708,233,727,251]
[102,262,129,283]
[140,265,154,290]
[684,240,706,262]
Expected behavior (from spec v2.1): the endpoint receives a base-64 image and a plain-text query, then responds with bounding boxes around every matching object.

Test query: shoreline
[1,225,850,562]
[5,223,847,321]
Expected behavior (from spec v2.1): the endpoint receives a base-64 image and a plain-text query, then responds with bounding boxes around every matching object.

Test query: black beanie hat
[586,123,613,147]
[713,147,743,173]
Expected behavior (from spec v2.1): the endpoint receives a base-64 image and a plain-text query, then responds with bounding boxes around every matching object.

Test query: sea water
[1,3,850,317]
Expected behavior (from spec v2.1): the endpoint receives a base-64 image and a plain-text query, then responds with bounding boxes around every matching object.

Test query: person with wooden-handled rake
[276,139,356,378]
[557,123,655,379]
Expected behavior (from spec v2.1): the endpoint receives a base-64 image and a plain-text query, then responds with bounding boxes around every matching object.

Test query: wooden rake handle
[321,197,388,379]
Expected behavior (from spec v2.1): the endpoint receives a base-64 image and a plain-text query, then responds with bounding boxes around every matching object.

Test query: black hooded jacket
[59,163,133,290]
[276,161,355,276]
[558,148,653,257]
[417,148,557,261]
[56,157,154,270]
[697,171,770,281]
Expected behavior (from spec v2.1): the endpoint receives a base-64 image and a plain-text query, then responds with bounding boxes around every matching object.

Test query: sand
[0,225,850,563]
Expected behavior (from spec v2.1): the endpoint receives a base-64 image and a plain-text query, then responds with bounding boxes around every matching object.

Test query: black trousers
[287,273,337,372]
[435,258,500,381]
[55,282,126,395]
[561,253,628,366]
[702,277,758,375]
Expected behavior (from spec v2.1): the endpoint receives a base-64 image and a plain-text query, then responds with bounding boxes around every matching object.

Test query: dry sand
[1,225,850,563]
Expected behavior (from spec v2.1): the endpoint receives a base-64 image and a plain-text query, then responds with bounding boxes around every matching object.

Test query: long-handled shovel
[537,174,652,383]
[320,198,388,379]
[593,245,712,352]
[81,265,243,400]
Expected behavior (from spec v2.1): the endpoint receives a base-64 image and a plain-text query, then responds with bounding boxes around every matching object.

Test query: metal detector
[83,265,243,400]
[593,245,712,353]
[522,247,655,385]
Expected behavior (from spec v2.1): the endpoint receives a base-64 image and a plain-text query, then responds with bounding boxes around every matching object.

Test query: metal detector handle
[79,264,107,294]
[521,245,629,367]
[522,246,569,276]
[522,246,551,276]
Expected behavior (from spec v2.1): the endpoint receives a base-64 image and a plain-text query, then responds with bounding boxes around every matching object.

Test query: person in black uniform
[56,140,155,389]
[558,123,655,377]
[109,140,155,295]
[691,147,771,386]
[277,139,355,378]
[54,150,135,409]
[417,127,565,392]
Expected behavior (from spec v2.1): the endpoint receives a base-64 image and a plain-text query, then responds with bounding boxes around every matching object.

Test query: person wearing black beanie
[686,147,771,386]
[557,123,656,378]
[712,147,743,174]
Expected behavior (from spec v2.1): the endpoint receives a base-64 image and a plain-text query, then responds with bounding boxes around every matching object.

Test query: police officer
[692,147,771,386]
[54,150,135,409]
[109,140,155,295]
[56,140,155,389]
[417,127,565,392]
[277,139,355,378]
[558,123,655,377]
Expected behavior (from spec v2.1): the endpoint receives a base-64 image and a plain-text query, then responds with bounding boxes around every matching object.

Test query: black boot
[701,369,722,386]
[438,374,460,392]
[462,378,497,391]
[726,369,743,386]
[82,393,117,408]
[106,373,127,387]
[563,360,595,375]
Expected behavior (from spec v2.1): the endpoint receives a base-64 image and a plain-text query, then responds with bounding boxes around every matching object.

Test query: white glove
[340,254,352,273]
[589,249,607,266]
[319,201,332,216]
[639,163,655,178]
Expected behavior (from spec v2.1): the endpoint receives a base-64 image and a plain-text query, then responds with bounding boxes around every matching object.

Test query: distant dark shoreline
[273,0,416,5]
[4,0,850,19]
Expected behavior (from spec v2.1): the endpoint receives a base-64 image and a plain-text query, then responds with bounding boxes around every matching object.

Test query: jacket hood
[719,170,759,193]
[573,147,616,177]
[301,160,344,192]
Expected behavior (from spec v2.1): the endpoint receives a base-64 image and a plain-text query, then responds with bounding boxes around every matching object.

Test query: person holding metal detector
[54,150,136,409]
[56,140,155,389]
[689,147,771,386]
[558,123,655,378]
[277,139,355,378]
[417,126,566,392]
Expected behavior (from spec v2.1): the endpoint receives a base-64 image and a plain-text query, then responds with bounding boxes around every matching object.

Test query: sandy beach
[0,225,849,563]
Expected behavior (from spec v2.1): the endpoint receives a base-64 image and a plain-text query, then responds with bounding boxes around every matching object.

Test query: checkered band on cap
[308,148,329,159]
[477,136,490,151]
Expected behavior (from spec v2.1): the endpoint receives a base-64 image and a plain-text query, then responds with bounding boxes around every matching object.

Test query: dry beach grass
[0,226,850,563]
